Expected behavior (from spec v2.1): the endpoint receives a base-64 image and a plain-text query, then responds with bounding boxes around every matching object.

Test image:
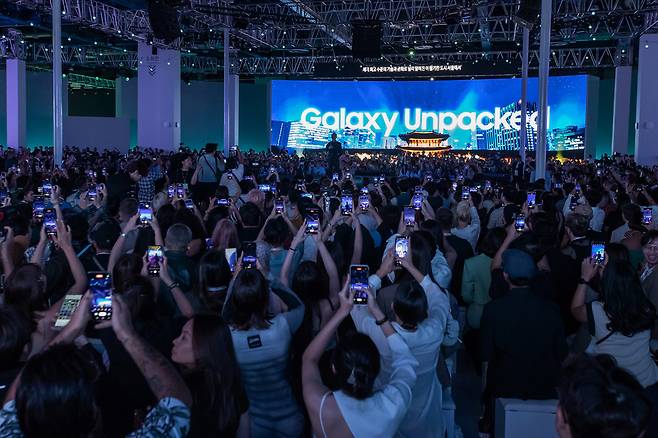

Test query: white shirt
[333,334,418,438]
[610,223,629,244]
[451,206,480,251]
[219,163,245,197]
[352,276,451,437]
[590,206,605,232]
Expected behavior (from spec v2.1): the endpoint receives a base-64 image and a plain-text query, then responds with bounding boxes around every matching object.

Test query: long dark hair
[228,269,271,330]
[189,315,245,435]
[198,250,232,314]
[332,332,380,400]
[600,260,656,336]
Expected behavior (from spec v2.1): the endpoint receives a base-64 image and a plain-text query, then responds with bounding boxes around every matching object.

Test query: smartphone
[575,184,581,194]
[176,184,185,198]
[42,181,52,196]
[527,191,536,209]
[332,173,339,183]
[591,242,605,265]
[33,196,45,219]
[350,265,369,305]
[306,214,320,234]
[146,245,163,276]
[404,206,416,227]
[224,247,238,272]
[643,208,653,225]
[425,174,433,183]
[300,192,313,200]
[138,203,152,225]
[54,294,83,328]
[341,195,353,216]
[485,181,492,191]
[205,238,213,250]
[360,187,369,195]
[345,172,352,180]
[569,196,579,211]
[554,182,563,189]
[359,195,369,211]
[185,199,194,210]
[461,188,470,200]
[242,242,257,269]
[452,182,458,191]
[44,208,57,237]
[275,198,285,214]
[514,213,526,232]
[90,272,112,321]
[412,194,423,210]
[215,198,230,207]
[394,236,409,267]
[87,188,97,202]
[167,185,175,198]
[258,184,271,192]
[270,166,276,174]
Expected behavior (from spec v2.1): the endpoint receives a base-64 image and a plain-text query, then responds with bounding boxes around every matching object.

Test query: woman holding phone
[302,281,419,438]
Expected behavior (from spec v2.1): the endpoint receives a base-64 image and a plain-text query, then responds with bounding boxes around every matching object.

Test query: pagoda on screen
[398,131,452,153]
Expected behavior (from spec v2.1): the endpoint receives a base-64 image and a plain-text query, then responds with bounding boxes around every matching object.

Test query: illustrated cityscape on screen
[270,76,586,151]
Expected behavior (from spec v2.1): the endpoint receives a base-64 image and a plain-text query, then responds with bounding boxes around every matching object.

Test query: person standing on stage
[326,133,343,174]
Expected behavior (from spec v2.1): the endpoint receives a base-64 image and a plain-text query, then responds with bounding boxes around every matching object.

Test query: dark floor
[453,348,483,438]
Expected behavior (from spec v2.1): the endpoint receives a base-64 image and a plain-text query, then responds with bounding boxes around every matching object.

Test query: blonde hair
[456,201,471,224]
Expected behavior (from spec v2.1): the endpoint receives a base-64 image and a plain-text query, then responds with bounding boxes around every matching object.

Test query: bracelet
[289,247,297,252]
[375,316,389,326]
[120,232,127,238]
[166,282,180,291]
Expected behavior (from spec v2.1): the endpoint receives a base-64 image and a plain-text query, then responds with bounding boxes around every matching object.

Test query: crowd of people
[0,140,656,437]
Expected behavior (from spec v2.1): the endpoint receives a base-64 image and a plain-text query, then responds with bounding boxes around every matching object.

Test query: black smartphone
[404,207,416,227]
[185,199,194,210]
[350,265,369,305]
[643,208,653,225]
[42,181,52,196]
[461,188,470,200]
[591,242,605,264]
[359,195,369,211]
[515,213,526,232]
[395,236,409,267]
[146,245,163,276]
[275,198,285,214]
[306,213,320,234]
[242,242,257,269]
[90,272,112,321]
[527,191,536,209]
[341,195,353,216]
[412,194,423,210]
[33,196,45,220]
[215,198,230,207]
[44,208,57,237]
[138,203,152,225]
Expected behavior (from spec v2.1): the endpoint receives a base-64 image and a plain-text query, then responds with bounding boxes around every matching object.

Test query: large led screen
[271,76,587,151]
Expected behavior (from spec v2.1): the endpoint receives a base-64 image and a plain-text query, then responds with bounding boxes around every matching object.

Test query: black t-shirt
[326,141,342,161]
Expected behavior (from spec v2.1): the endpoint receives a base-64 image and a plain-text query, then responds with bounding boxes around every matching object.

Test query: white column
[137,43,181,151]
[535,0,552,181]
[6,59,26,149]
[611,66,632,156]
[519,26,529,162]
[223,28,239,154]
[635,34,658,166]
[53,0,63,164]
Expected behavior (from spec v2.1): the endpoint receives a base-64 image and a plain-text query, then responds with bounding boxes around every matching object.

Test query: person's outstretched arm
[55,220,88,295]
[112,295,192,407]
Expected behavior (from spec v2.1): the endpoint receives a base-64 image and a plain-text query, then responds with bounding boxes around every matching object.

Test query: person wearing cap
[478,248,567,434]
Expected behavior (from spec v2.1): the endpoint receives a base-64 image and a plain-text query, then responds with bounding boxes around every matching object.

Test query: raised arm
[571,257,602,323]
[54,220,88,295]
[112,295,192,406]
[316,235,340,298]
[159,257,195,319]
[108,213,139,273]
[280,223,306,288]
[491,224,520,271]
[350,213,363,265]
[30,225,48,267]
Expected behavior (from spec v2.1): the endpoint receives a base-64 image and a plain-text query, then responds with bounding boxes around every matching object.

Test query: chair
[494,398,559,438]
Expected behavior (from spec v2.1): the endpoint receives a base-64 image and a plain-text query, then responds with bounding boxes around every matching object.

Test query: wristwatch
[375,316,389,326]
[578,278,590,285]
